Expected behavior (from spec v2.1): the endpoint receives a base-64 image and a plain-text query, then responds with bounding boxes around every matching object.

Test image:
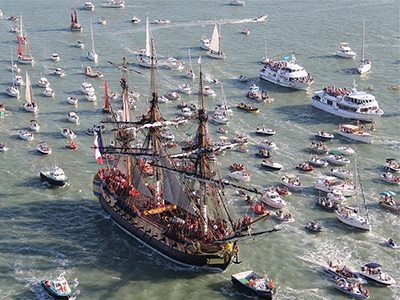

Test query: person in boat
[388,238,395,247]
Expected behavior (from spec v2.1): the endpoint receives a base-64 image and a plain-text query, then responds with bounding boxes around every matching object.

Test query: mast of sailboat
[25,70,33,105]
[355,155,369,221]
[145,16,151,57]
[188,47,193,72]
[361,21,365,62]
[19,14,23,41]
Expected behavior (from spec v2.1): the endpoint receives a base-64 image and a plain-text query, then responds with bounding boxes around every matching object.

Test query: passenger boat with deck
[314,175,356,196]
[337,124,373,143]
[334,278,369,299]
[36,142,52,155]
[380,172,400,185]
[384,158,400,173]
[261,189,286,209]
[261,160,283,171]
[323,260,365,282]
[359,262,396,286]
[40,165,68,187]
[378,191,399,213]
[231,270,276,300]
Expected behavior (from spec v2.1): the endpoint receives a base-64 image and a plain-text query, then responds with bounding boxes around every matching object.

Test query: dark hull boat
[231,270,276,299]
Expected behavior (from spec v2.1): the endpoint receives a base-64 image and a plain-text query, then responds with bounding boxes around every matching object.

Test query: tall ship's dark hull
[93,174,232,271]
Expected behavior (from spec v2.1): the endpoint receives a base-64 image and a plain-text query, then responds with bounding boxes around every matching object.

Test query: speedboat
[305,220,323,233]
[334,278,369,299]
[151,19,171,25]
[241,28,250,35]
[83,66,104,78]
[29,120,40,132]
[308,156,329,168]
[335,42,357,58]
[100,0,125,8]
[378,191,400,213]
[334,146,356,156]
[359,262,396,286]
[38,76,50,88]
[212,112,229,124]
[252,15,268,22]
[36,142,52,155]
[316,197,340,211]
[325,154,351,166]
[238,75,248,82]
[81,82,95,95]
[200,35,211,50]
[76,40,85,49]
[6,86,20,98]
[50,53,60,62]
[157,95,170,103]
[384,158,400,173]
[160,131,175,141]
[335,207,371,231]
[281,174,303,191]
[164,91,181,101]
[314,175,356,196]
[261,160,283,171]
[255,127,275,136]
[40,165,68,187]
[67,96,79,105]
[161,57,184,70]
[246,84,272,102]
[203,86,216,97]
[385,238,400,249]
[323,260,366,282]
[311,83,384,122]
[13,75,25,86]
[18,130,34,141]
[257,148,271,158]
[53,67,66,77]
[178,83,192,95]
[259,53,313,90]
[0,143,9,152]
[259,140,277,150]
[380,172,400,185]
[229,170,251,182]
[237,102,259,113]
[67,112,80,123]
[261,189,286,209]
[315,130,334,141]
[181,107,192,118]
[229,0,245,6]
[131,16,141,24]
[86,92,97,102]
[296,162,314,173]
[231,270,276,299]
[83,1,95,10]
[41,276,72,299]
[61,128,76,139]
[99,17,107,25]
[337,124,373,143]
[330,167,353,179]
[310,141,329,154]
[42,87,55,97]
[274,210,294,222]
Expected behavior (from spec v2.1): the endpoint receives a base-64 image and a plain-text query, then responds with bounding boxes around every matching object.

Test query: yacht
[42,87,55,97]
[40,165,68,187]
[311,82,383,122]
[259,54,314,90]
[100,0,125,8]
[261,189,286,209]
[83,2,95,10]
[200,35,211,50]
[314,175,356,196]
[335,207,371,231]
[337,124,373,144]
[6,85,20,98]
[50,53,60,62]
[38,76,50,88]
[53,67,66,77]
[81,82,95,94]
[336,42,356,58]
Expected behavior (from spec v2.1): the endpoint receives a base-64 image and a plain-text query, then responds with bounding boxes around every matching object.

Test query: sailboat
[102,81,111,113]
[16,14,27,45]
[17,31,34,65]
[87,17,98,62]
[136,17,155,68]
[10,49,21,73]
[184,48,196,80]
[70,9,83,32]
[212,84,230,124]
[335,157,371,231]
[93,40,277,271]
[6,50,20,98]
[357,21,371,75]
[22,71,38,113]
[207,24,226,59]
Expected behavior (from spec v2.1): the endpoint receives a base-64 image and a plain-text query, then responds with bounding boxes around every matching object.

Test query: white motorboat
[241,28,250,35]
[67,96,79,105]
[40,165,68,186]
[203,86,216,97]
[238,75,248,82]
[323,260,365,282]
[259,140,277,150]
[61,128,76,139]
[157,95,170,103]
[38,76,50,88]
[260,54,314,90]
[53,67,66,77]
[83,2,95,10]
[229,170,251,182]
[281,174,303,191]
[13,75,25,86]
[380,172,400,185]
[81,82,95,95]
[6,85,20,98]
[83,66,104,78]
[18,130,34,141]
[252,15,268,22]
[326,154,351,166]
[207,24,226,59]
[229,0,245,6]
[330,167,353,179]
[261,160,283,171]
[334,278,370,299]
[131,16,141,24]
[378,191,400,213]
[200,35,211,50]
[308,156,329,168]
[274,210,294,222]
[315,130,334,141]
[50,53,60,62]
[246,84,272,102]
[337,124,373,143]
[164,91,181,101]
[384,158,400,173]
[212,112,229,124]
[255,126,275,136]
[42,87,55,97]
[335,42,357,58]
[314,175,356,196]
[151,19,171,25]
[261,189,286,209]
[67,111,80,123]
[100,0,125,8]
[357,22,372,74]
[87,17,98,62]
[162,57,184,70]
[160,131,175,141]
[76,40,85,49]
[86,92,97,102]
[310,140,329,154]
[385,238,400,249]
[22,71,38,113]
[327,189,346,204]
[181,107,192,118]
[0,143,9,152]
[29,120,40,132]
[99,17,107,25]
[335,207,371,231]
[312,82,383,122]
[359,262,396,286]
[334,146,356,156]
[36,141,52,155]
[178,83,192,95]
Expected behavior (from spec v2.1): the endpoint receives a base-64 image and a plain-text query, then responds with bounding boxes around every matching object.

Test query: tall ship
[259,54,314,90]
[70,9,83,32]
[92,42,275,271]
[311,81,383,122]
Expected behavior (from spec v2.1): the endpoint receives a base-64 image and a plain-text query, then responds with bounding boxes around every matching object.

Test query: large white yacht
[311,82,384,122]
[259,54,314,90]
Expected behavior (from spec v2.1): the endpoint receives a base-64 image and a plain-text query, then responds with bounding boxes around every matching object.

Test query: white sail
[88,16,98,62]
[209,24,220,53]
[25,71,32,105]
[144,16,151,57]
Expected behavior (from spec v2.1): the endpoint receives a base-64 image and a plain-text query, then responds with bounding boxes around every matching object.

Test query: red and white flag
[94,133,103,165]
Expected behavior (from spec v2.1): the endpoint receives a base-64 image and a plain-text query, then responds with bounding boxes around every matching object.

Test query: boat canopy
[364,262,382,269]
[380,191,396,196]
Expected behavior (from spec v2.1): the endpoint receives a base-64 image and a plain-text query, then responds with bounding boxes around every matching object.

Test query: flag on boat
[94,133,103,165]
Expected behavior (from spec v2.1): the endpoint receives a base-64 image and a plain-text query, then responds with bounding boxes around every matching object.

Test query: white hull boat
[359,262,396,286]
[335,207,371,231]
[18,130,34,141]
[337,124,373,143]
[281,175,303,191]
[314,176,356,196]
[330,168,353,179]
[207,24,226,59]
[61,128,76,139]
[261,160,283,171]
[334,146,355,156]
[229,171,251,182]
[36,142,52,155]
[259,140,277,150]
[29,120,40,132]
[67,96,79,105]
[67,112,80,123]
[200,36,210,50]
[42,87,55,97]
[261,190,286,209]
[326,154,351,166]
[335,42,356,58]
[6,86,20,98]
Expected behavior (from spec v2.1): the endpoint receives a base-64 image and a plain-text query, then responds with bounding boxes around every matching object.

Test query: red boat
[296,162,314,172]
[275,186,292,196]
[230,163,244,172]
[66,141,78,150]
[250,202,270,216]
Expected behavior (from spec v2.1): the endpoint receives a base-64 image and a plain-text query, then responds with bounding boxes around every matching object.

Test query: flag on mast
[94,132,103,165]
